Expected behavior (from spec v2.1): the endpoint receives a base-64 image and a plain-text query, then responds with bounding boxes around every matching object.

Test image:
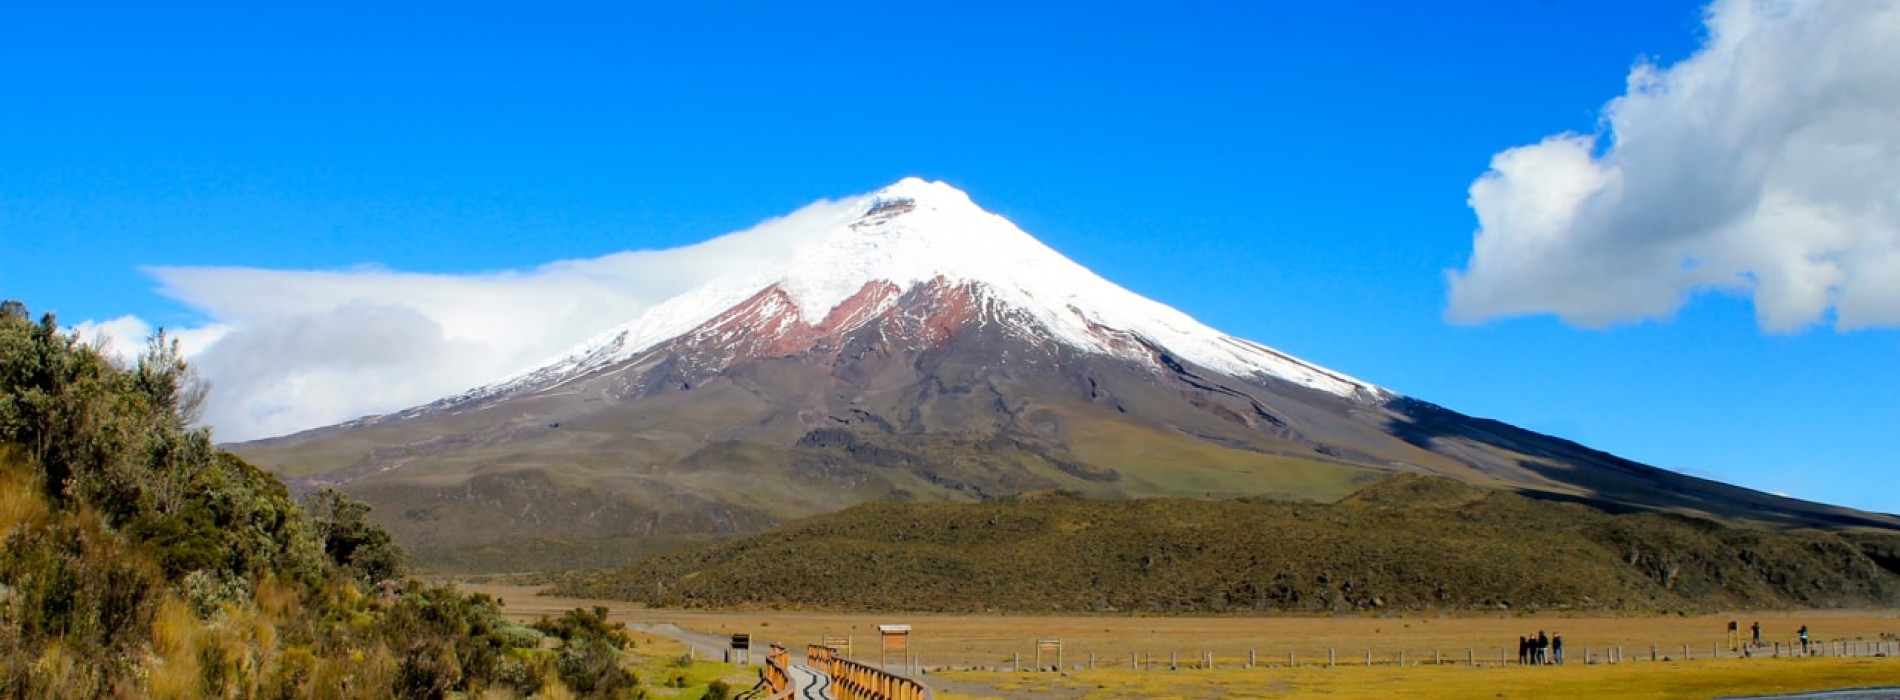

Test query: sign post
[729,633,751,665]
[1036,639,1062,671]
[879,624,911,673]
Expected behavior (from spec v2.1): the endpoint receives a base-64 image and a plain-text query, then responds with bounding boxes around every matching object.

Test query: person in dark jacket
[1536,631,1550,665]
[1552,634,1564,665]
[1518,636,1529,665]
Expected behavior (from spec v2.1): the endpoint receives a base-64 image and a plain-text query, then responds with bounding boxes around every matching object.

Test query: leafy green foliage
[0,300,637,698]
[534,606,642,697]
[306,487,405,584]
[533,606,631,649]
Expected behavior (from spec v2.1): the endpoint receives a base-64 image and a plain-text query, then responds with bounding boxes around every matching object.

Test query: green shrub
[0,301,561,697]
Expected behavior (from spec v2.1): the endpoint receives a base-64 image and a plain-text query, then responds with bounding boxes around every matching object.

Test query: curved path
[788,664,836,700]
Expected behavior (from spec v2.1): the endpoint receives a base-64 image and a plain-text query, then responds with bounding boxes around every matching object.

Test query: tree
[304,488,405,584]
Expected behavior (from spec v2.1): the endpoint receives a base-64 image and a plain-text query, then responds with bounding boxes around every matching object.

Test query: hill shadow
[1383,396,1900,532]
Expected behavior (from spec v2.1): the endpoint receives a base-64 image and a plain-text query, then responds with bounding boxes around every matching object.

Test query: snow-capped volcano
[236,179,1900,563]
[476,178,1380,404]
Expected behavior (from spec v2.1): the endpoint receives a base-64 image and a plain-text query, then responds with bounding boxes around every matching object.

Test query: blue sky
[4,1,1896,515]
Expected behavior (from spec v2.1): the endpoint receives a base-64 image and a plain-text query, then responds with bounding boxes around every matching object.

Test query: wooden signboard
[879,624,911,669]
[1036,638,1062,669]
[880,624,911,652]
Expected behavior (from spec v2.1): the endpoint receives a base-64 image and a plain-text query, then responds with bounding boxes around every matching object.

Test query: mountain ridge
[231,179,1900,571]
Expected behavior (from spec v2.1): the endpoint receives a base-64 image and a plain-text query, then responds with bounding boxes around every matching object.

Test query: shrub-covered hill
[0,302,649,698]
[555,476,1900,614]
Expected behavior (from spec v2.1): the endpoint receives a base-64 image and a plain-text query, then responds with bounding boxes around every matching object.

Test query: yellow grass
[463,584,1898,667]
[935,657,1900,700]
[463,583,1900,698]
[0,457,46,534]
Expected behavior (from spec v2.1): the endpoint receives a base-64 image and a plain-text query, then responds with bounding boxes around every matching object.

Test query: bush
[533,606,630,649]
[556,636,639,697]
[0,301,563,698]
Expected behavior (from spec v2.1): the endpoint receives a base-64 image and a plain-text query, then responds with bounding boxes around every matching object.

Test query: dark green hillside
[0,302,640,698]
[556,475,1900,614]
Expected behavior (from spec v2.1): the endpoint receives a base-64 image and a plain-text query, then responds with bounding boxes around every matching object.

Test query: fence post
[1365,649,1372,666]
[1683,644,1690,660]
[1170,651,1177,670]
[1014,652,1019,672]
[1400,650,1406,666]
[1467,649,1474,667]
[1329,648,1336,668]
[1435,649,1441,666]
[1089,652,1094,670]
[1651,645,1658,662]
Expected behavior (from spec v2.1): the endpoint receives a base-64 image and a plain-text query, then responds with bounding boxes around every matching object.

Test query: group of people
[1516,631,1563,665]
[1731,620,1811,655]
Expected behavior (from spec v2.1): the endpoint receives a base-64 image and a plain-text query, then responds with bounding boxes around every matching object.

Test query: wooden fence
[977,638,1900,673]
[761,644,793,699]
[810,644,934,700]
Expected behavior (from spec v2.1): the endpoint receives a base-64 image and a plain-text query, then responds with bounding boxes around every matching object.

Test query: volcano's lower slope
[554,475,1900,613]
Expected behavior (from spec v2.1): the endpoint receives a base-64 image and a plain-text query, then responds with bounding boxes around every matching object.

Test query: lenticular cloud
[1447,0,1900,332]
[92,197,857,442]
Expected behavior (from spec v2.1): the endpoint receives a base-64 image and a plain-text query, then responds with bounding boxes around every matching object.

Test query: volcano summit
[235,179,1899,566]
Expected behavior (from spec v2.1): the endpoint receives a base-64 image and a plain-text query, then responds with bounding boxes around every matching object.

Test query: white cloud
[1448,0,1900,332]
[71,315,229,363]
[87,195,860,442]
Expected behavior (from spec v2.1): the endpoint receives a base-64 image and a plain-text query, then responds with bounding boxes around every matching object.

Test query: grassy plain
[933,658,1900,700]
[465,583,1900,698]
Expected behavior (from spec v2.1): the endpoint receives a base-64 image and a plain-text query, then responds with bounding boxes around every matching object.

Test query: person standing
[1552,633,1564,665]
[1799,625,1810,654]
[1518,636,1529,665]
[1728,620,1739,650]
[1751,621,1762,647]
[1536,631,1550,665]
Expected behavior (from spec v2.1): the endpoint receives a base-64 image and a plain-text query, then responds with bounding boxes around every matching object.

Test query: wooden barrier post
[1467,649,1474,667]
[1328,648,1335,668]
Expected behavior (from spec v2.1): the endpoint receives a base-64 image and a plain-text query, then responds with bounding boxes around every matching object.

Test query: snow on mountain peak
[480,179,1385,402]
